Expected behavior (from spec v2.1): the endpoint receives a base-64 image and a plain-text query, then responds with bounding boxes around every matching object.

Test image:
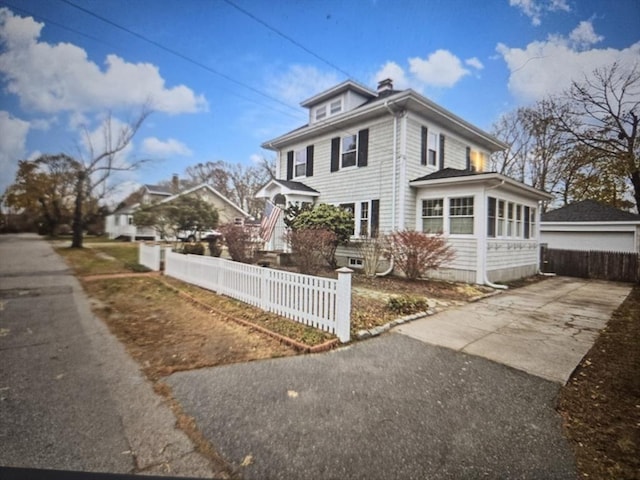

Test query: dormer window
[330,99,342,115]
[315,105,327,121]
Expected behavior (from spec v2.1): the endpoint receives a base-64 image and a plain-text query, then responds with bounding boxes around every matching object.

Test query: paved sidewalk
[0,234,218,476]
[395,276,631,383]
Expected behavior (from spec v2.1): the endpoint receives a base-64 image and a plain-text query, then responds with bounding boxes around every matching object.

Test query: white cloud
[0,111,30,192]
[569,21,604,50]
[465,57,484,70]
[142,137,192,157]
[496,22,640,102]
[509,0,570,26]
[267,65,339,104]
[373,49,473,92]
[0,8,207,115]
[409,50,470,88]
[374,61,412,90]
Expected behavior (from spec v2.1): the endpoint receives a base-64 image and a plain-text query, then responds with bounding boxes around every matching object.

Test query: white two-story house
[256,79,551,285]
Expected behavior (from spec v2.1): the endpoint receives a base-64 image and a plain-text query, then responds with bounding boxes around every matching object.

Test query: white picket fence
[164,249,352,342]
[138,243,161,271]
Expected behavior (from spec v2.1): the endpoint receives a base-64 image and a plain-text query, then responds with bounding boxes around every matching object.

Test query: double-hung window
[449,197,474,234]
[422,199,444,233]
[428,132,438,166]
[294,148,307,177]
[359,201,369,237]
[341,134,357,168]
[330,99,342,115]
[315,105,326,121]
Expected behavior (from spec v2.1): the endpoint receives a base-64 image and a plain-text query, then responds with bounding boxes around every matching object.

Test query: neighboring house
[540,200,640,253]
[106,182,249,240]
[256,78,551,285]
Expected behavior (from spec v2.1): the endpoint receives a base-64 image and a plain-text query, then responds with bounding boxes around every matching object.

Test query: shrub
[291,203,353,245]
[285,228,337,275]
[354,236,387,277]
[183,242,205,255]
[387,295,429,315]
[387,230,454,280]
[220,224,256,263]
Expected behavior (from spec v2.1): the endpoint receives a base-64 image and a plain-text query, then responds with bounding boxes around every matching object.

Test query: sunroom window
[449,197,474,234]
[422,199,444,233]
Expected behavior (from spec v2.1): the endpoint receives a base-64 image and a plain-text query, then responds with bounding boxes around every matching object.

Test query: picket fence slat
[163,248,351,341]
[541,247,640,283]
[139,243,161,271]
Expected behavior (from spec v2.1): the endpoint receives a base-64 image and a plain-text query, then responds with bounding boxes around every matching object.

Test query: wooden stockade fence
[541,246,639,283]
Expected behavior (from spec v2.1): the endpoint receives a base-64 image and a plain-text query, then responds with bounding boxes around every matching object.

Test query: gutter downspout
[481,180,508,290]
[379,99,402,277]
[384,100,399,231]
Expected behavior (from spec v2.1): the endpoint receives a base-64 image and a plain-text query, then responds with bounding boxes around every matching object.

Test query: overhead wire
[56,0,306,120]
[221,0,352,79]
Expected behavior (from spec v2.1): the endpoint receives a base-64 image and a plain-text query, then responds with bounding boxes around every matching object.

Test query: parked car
[176,229,221,242]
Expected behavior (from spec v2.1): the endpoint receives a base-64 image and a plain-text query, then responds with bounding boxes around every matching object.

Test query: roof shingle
[541,200,640,222]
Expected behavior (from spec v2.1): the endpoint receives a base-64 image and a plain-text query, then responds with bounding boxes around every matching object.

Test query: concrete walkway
[396,276,631,384]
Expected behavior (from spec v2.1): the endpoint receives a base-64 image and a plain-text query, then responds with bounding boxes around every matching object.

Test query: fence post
[335,267,353,343]
[260,265,270,312]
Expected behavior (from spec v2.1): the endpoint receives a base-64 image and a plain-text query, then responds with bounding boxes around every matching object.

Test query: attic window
[330,99,342,115]
[315,105,327,121]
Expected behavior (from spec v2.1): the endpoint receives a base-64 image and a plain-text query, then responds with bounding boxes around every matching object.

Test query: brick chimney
[377,78,393,95]
[171,173,180,193]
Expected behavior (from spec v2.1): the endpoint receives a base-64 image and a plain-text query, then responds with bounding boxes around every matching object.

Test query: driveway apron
[168,333,577,479]
[395,276,631,384]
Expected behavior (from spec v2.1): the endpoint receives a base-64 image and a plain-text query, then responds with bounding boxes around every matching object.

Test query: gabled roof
[300,80,376,108]
[541,200,640,223]
[255,179,320,199]
[143,184,173,196]
[410,168,552,201]
[160,183,250,217]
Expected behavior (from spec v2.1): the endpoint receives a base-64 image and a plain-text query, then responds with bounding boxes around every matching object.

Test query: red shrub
[387,230,454,280]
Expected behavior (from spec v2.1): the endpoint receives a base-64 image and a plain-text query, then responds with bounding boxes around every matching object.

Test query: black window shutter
[439,134,445,170]
[420,126,428,165]
[357,128,369,167]
[466,146,471,170]
[371,199,380,238]
[330,137,340,172]
[286,150,294,180]
[306,145,314,177]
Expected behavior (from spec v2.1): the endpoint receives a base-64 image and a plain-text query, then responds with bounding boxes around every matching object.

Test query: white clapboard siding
[164,249,351,342]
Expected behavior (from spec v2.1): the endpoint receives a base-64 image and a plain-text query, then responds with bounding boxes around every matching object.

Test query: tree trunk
[630,169,640,214]
[71,171,85,248]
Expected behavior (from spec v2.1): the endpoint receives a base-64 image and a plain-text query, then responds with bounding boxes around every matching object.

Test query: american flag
[260,200,282,242]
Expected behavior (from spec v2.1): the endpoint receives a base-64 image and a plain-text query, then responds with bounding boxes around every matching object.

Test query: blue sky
[1,0,638,205]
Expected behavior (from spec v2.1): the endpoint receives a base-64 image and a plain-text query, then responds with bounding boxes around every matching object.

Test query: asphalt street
[0,234,216,477]
[168,333,578,479]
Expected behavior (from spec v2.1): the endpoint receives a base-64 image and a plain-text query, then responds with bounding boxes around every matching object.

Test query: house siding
[279,115,397,234]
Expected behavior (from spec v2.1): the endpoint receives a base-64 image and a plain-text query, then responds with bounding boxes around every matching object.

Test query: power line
[56,0,305,119]
[221,0,352,79]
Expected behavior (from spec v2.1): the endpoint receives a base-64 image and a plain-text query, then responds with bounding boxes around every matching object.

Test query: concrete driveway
[395,276,632,384]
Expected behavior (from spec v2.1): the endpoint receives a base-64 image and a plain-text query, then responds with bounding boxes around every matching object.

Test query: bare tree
[556,62,640,211]
[184,158,274,219]
[71,108,151,247]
